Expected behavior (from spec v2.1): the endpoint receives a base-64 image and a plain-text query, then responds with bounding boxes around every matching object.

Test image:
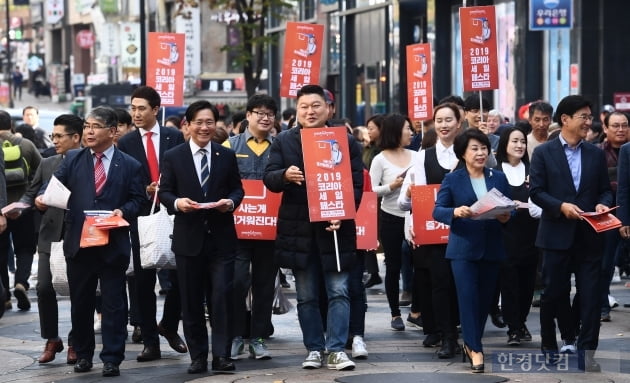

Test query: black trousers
[0,209,37,296]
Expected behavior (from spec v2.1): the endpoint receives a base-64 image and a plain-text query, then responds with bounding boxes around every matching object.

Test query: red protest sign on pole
[147,32,185,106]
[460,6,499,92]
[280,22,325,98]
[410,184,449,245]
[406,43,434,121]
[301,127,356,222]
[233,180,282,240]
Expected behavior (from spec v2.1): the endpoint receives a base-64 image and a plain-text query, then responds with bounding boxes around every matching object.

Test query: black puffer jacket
[263,125,364,271]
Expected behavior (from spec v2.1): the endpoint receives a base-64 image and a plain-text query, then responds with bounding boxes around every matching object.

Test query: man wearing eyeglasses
[223,94,277,361]
[597,111,628,323]
[17,114,82,364]
[36,106,146,377]
[0,110,41,313]
[530,95,613,372]
[117,86,186,363]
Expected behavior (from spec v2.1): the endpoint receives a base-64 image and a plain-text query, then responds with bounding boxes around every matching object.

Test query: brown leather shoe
[66,345,77,365]
[38,338,63,363]
[158,323,188,353]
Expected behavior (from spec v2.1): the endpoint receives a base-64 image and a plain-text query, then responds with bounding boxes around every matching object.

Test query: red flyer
[301,127,356,222]
[410,184,449,245]
[406,43,433,121]
[280,22,324,98]
[459,6,499,91]
[147,32,186,106]
[355,191,378,250]
[233,180,282,240]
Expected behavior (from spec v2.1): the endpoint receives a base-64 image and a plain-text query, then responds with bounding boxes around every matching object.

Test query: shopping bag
[138,189,176,269]
[50,241,70,296]
[272,273,293,315]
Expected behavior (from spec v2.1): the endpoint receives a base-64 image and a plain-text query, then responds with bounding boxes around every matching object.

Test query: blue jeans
[294,252,350,353]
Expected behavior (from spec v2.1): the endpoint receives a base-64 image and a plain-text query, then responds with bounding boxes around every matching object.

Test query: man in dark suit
[530,95,613,372]
[37,106,145,377]
[117,86,186,361]
[18,114,83,364]
[159,100,244,374]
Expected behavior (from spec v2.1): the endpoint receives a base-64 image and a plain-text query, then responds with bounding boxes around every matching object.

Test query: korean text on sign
[459,6,499,92]
[280,22,324,98]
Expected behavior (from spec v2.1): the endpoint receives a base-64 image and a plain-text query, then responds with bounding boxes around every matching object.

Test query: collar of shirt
[189,140,212,185]
[558,133,583,150]
[90,145,115,176]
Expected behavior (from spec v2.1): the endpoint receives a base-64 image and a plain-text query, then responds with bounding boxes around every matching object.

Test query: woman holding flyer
[433,129,511,373]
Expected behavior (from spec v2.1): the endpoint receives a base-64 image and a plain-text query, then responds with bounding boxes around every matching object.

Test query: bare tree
[206,0,293,97]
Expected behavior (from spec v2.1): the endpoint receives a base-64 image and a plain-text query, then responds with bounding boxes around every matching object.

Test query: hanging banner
[355,191,378,250]
[406,43,434,121]
[460,6,499,91]
[410,184,449,245]
[280,22,325,98]
[301,127,356,222]
[233,180,282,240]
[147,32,185,106]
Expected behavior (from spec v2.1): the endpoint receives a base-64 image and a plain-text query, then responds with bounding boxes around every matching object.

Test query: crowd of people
[0,84,626,377]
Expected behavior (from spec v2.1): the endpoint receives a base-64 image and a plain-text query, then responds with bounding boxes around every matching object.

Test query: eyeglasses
[83,123,109,130]
[49,133,74,140]
[191,119,215,127]
[572,114,595,122]
[609,123,629,130]
[251,110,276,120]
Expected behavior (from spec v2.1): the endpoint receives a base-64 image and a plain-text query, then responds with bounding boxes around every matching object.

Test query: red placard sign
[301,127,356,222]
[406,43,434,121]
[410,184,449,245]
[355,191,378,250]
[460,6,499,91]
[280,22,325,98]
[147,32,185,106]
[76,30,95,49]
[233,180,282,240]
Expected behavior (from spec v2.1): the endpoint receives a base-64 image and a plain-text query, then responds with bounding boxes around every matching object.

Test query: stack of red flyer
[580,206,621,233]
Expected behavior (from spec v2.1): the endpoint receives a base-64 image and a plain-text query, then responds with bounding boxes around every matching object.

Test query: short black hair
[453,129,491,161]
[54,114,84,140]
[379,113,408,150]
[185,100,219,123]
[495,126,529,165]
[114,108,132,126]
[464,94,491,111]
[296,84,326,102]
[0,110,11,131]
[604,111,629,127]
[246,94,277,114]
[439,95,465,109]
[282,108,296,121]
[131,86,161,109]
[433,102,462,121]
[553,95,593,124]
[528,101,553,118]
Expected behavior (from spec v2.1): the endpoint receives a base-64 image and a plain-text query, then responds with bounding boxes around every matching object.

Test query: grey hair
[488,109,503,120]
[86,106,118,129]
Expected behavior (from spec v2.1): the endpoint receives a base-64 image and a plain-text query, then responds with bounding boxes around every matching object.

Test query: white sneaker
[94,315,102,334]
[327,351,356,370]
[608,294,619,308]
[351,335,368,359]
[560,340,576,354]
[230,336,245,359]
[302,350,322,369]
[612,267,622,283]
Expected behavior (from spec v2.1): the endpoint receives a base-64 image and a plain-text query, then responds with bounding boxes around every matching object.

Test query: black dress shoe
[364,273,382,288]
[490,310,506,328]
[137,345,161,361]
[73,358,93,373]
[423,333,442,347]
[158,323,188,353]
[187,358,208,374]
[131,326,142,344]
[211,357,236,373]
[437,338,457,359]
[102,362,120,377]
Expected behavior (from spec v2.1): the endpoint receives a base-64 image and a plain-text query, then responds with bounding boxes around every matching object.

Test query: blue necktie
[199,149,209,196]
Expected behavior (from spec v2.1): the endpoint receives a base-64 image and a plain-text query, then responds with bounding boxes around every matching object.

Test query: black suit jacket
[158,141,244,256]
[117,126,185,215]
[53,147,146,260]
[530,137,613,250]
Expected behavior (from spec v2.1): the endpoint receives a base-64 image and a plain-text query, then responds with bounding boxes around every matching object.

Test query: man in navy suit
[117,86,186,361]
[530,95,613,372]
[37,106,145,377]
[159,100,244,374]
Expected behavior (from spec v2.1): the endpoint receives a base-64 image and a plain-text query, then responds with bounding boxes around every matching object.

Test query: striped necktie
[94,152,106,196]
[199,148,209,196]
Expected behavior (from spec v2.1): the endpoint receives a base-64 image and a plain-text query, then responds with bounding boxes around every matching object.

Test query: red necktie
[145,131,159,182]
[94,152,106,196]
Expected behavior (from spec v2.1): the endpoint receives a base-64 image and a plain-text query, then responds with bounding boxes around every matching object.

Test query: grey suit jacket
[20,154,64,253]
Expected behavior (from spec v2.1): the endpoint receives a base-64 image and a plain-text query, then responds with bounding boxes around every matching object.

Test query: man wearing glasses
[37,106,145,376]
[17,114,83,364]
[223,94,278,360]
[530,95,613,372]
[117,86,187,362]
